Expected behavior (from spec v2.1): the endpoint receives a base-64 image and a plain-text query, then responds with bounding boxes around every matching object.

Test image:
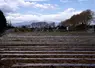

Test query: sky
[0,0,95,24]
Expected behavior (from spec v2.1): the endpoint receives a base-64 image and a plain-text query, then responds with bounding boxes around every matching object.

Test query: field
[0,32,95,68]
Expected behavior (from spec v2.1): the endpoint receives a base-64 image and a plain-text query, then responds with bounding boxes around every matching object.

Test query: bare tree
[61,9,93,30]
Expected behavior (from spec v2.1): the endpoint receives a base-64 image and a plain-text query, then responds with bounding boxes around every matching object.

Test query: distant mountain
[12,22,31,27]
[12,20,38,27]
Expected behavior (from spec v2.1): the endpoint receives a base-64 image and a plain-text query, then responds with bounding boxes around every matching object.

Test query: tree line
[60,9,94,31]
[0,9,94,36]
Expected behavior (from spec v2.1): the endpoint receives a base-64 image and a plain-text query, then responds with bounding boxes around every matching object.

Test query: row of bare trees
[61,10,94,31]
[0,9,94,35]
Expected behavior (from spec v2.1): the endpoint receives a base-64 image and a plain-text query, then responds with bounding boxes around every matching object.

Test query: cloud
[0,0,82,24]
[6,13,41,23]
[0,0,58,14]
[6,8,82,23]
[0,0,19,13]
[33,3,58,9]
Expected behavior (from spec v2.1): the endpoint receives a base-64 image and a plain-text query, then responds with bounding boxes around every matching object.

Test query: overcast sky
[0,0,95,24]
